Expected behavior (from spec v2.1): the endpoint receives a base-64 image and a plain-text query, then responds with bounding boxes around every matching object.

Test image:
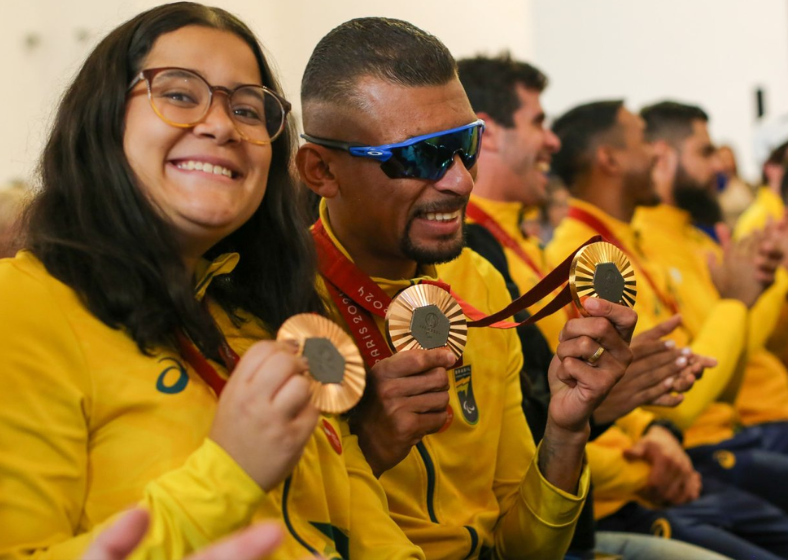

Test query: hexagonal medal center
[410,304,451,349]
[303,338,345,384]
[593,262,625,303]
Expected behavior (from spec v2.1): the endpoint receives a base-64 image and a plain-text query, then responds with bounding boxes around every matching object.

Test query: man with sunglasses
[298,18,637,560]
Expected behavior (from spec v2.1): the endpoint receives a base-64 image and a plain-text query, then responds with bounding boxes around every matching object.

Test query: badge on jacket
[454,365,479,424]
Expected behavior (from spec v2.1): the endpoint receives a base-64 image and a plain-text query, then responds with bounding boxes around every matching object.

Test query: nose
[191,94,242,145]
[433,154,474,197]
[544,128,561,153]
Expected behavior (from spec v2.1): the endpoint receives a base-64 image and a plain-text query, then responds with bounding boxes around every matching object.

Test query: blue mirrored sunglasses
[301,119,485,181]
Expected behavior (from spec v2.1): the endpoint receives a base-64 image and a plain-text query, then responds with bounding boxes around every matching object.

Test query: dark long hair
[24,2,324,357]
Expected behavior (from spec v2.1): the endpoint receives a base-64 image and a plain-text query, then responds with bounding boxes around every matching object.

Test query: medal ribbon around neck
[567,206,679,315]
[175,328,239,396]
[312,218,603,368]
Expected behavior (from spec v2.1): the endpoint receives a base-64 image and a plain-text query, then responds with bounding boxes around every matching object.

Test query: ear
[476,111,502,153]
[651,140,678,188]
[296,144,340,199]
[595,144,620,176]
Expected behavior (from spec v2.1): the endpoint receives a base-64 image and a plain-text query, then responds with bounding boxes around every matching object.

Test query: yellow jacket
[0,251,421,560]
[317,203,590,560]
[635,204,788,430]
[734,186,784,241]
[465,195,568,351]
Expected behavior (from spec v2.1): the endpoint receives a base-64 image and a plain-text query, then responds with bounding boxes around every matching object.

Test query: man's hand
[82,509,301,560]
[350,349,456,477]
[592,315,715,424]
[624,425,701,506]
[541,298,637,492]
[710,224,777,307]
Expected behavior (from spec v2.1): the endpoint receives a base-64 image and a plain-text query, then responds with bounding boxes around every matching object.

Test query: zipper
[415,441,439,523]
[463,525,479,559]
[281,476,319,555]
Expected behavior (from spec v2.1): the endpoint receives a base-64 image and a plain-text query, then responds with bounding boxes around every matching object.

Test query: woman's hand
[210,341,320,491]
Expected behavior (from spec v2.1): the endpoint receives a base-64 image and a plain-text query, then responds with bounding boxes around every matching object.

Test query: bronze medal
[385,284,467,359]
[570,241,637,316]
[277,314,365,414]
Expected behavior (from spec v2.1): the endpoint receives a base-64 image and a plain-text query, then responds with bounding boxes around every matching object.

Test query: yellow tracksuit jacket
[634,204,788,430]
[734,186,785,241]
[546,199,749,519]
[0,251,422,560]
[317,203,590,560]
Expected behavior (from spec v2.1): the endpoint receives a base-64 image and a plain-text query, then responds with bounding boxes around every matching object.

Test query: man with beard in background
[634,100,788,514]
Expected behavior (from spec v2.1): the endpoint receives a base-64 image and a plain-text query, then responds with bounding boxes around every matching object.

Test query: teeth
[176,160,235,178]
[537,161,550,173]
[424,210,461,222]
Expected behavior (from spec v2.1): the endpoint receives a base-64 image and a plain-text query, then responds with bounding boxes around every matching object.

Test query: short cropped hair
[551,100,624,188]
[641,101,709,144]
[457,53,547,127]
[301,17,457,108]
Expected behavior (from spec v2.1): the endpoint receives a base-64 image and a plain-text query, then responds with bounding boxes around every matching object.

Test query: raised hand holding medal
[276,314,365,415]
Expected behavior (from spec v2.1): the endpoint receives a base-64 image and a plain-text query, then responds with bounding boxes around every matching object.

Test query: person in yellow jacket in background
[0,4,424,560]
[546,99,788,559]
[636,100,788,513]
[297,17,637,560]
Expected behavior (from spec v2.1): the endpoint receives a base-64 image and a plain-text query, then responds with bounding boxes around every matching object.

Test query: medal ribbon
[174,306,240,396]
[465,201,545,278]
[567,206,679,315]
[465,201,577,321]
[312,219,600,368]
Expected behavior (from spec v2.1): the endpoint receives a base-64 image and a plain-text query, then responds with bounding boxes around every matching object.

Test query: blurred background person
[716,145,755,229]
[0,180,28,258]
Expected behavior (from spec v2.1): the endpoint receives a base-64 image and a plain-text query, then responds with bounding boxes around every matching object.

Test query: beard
[673,165,722,227]
[400,210,467,266]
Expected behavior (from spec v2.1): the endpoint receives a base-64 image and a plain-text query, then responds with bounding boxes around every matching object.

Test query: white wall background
[0,0,533,187]
[2,0,788,186]
[531,0,788,181]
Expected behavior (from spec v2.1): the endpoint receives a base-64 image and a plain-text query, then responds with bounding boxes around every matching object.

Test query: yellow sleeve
[586,431,650,502]
[0,270,272,560]
[614,408,655,441]
[748,268,788,353]
[647,300,747,430]
[341,425,426,560]
[493,328,589,560]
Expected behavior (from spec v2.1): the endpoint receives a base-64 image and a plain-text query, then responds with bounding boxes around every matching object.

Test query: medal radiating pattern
[570,242,637,315]
[277,314,365,414]
[385,284,468,359]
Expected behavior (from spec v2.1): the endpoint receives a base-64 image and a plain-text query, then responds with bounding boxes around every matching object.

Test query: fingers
[649,393,684,407]
[83,508,151,560]
[272,373,317,419]
[581,298,638,343]
[634,315,682,343]
[231,341,304,394]
[187,522,284,560]
[407,390,450,414]
[372,349,456,381]
[559,315,634,366]
[715,222,732,253]
[631,338,676,362]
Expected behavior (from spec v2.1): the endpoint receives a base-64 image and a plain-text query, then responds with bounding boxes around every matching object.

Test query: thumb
[716,222,732,251]
[83,509,150,560]
[624,442,647,462]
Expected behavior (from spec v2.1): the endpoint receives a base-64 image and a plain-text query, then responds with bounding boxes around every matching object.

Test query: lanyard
[175,312,240,396]
[566,206,680,315]
[465,201,545,278]
[465,200,576,320]
[312,219,599,368]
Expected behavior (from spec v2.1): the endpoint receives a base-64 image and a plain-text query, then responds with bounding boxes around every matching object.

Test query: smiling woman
[0,3,421,560]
